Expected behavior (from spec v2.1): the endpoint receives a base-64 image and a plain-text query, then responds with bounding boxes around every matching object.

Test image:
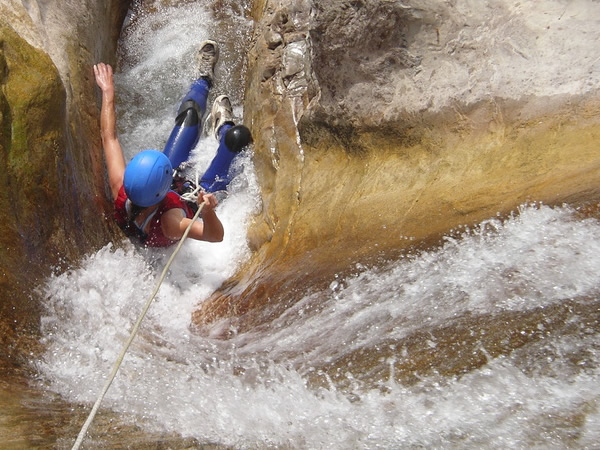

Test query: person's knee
[224,125,253,152]
[175,100,200,127]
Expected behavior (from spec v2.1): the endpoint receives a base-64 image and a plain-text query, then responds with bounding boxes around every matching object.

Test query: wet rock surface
[194,0,600,329]
[0,0,598,446]
[0,0,130,366]
[0,2,130,444]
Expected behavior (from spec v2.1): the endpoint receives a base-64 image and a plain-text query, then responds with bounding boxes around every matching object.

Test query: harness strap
[124,199,153,242]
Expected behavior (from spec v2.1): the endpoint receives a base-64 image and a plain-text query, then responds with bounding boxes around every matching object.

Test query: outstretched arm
[94,63,125,201]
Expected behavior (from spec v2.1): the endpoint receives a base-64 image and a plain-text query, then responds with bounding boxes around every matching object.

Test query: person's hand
[198,192,218,212]
[190,192,224,242]
[93,63,114,94]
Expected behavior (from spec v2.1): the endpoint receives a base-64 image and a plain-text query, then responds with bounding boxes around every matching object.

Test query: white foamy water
[38,203,600,448]
[35,2,600,448]
[234,205,600,367]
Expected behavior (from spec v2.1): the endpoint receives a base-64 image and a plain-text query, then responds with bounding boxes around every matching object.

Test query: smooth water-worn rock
[193,0,600,330]
[0,0,598,368]
[0,0,597,446]
[2,0,597,348]
[0,0,129,365]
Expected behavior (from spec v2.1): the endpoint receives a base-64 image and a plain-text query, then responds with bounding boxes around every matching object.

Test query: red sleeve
[161,192,194,218]
[114,185,128,227]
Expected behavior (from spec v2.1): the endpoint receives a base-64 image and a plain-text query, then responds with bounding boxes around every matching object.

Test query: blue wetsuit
[200,123,236,192]
[162,78,238,192]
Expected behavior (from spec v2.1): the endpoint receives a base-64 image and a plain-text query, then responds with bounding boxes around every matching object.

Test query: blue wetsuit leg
[200,124,239,192]
[163,79,210,169]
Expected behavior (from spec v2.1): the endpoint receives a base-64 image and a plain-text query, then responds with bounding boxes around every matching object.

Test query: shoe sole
[198,39,219,62]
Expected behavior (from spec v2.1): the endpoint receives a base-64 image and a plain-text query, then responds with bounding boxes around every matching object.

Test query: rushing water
[34,2,600,448]
[37,202,600,448]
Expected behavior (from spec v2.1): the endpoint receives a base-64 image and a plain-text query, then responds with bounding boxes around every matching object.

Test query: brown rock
[0,1,130,365]
[193,0,600,331]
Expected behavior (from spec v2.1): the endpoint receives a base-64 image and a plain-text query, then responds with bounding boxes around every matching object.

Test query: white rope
[180,170,202,204]
[72,201,206,450]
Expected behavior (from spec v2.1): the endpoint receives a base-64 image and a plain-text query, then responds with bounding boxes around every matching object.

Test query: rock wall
[0,0,130,365]
[193,0,600,331]
[0,0,598,345]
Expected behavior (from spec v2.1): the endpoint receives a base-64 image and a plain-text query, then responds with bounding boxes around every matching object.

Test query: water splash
[37,202,600,448]
[115,1,252,160]
[236,204,600,366]
[35,1,600,447]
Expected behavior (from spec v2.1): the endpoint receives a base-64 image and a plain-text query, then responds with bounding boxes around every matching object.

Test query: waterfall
[34,1,600,448]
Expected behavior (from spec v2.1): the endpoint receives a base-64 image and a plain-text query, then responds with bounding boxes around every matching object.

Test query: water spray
[72,201,206,450]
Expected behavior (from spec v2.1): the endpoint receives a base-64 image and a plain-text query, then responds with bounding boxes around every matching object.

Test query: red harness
[114,185,193,247]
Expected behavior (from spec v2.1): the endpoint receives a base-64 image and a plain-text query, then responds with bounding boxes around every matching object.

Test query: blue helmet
[123,150,173,207]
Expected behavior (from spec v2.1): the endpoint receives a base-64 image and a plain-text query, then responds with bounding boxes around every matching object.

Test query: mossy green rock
[0,24,66,354]
[0,22,118,363]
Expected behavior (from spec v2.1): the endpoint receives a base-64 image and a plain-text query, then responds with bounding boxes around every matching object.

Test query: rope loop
[180,170,202,204]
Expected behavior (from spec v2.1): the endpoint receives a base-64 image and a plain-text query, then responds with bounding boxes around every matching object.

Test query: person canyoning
[93,40,252,247]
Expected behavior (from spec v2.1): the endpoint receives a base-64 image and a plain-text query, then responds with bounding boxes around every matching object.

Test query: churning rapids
[33,2,600,448]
